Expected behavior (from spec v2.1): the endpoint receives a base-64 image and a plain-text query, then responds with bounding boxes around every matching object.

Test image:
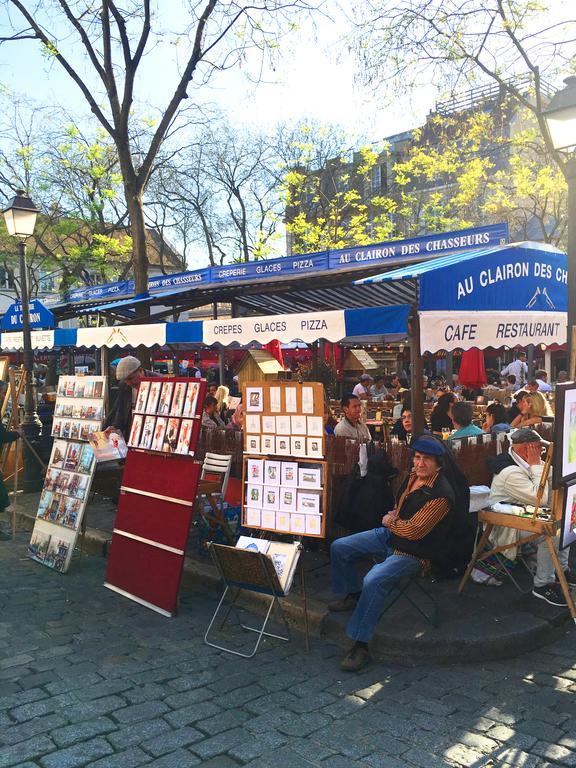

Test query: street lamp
[543,76,576,376]
[2,189,42,491]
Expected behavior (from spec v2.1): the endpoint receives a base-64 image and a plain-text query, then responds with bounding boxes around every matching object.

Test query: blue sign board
[59,223,509,305]
[1,299,55,331]
[418,243,567,312]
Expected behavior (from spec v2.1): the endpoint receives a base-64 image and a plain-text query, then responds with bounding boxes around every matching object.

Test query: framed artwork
[298,466,322,489]
[128,414,144,447]
[297,490,321,515]
[28,520,77,573]
[245,508,261,527]
[262,416,276,434]
[553,382,576,486]
[78,445,94,474]
[0,356,9,381]
[135,382,150,413]
[276,415,291,435]
[305,515,322,535]
[163,418,180,453]
[182,382,200,417]
[246,435,261,454]
[275,511,291,532]
[290,436,306,457]
[275,436,291,456]
[561,482,576,549]
[245,414,261,433]
[170,382,187,417]
[285,387,297,413]
[146,382,162,414]
[140,415,156,449]
[262,435,275,454]
[246,484,263,508]
[261,509,276,529]
[270,387,281,413]
[281,461,298,487]
[175,419,194,455]
[247,458,264,483]
[50,439,68,469]
[291,415,307,435]
[263,485,279,511]
[279,487,297,513]
[264,460,281,485]
[302,386,314,414]
[151,417,168,451]
[246,386,264,413]
[290,513,306,535]
[64,443,82,472]
[157,382,174,416]
[307,416,324,437]
[307,437,323,459]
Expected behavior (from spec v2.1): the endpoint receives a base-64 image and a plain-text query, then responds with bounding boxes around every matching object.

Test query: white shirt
[536,379,552,392]
[352,383,370,398]
[501,360,528,388]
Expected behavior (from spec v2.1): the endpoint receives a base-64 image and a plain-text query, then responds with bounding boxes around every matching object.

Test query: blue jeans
[331,528,420,643]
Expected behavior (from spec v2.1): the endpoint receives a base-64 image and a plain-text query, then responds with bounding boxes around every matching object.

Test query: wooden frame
[560,482,576,550]
[0,357,9,382]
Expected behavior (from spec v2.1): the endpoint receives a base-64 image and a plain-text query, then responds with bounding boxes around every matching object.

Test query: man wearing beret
[103,355,151,439]
[489,427,573,606]
[329,434,455,672]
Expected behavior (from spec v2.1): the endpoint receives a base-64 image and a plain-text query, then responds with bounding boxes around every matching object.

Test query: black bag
[335,451,397,533]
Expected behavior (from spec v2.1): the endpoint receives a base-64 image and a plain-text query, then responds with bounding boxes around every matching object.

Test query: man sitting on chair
[329,434,455,672]
[488,427,574,606]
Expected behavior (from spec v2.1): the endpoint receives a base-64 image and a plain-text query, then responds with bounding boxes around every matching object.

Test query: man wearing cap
[329,435,454,671]
[488,427,573,606]
[352,374,373,400]
[103,356,151,438]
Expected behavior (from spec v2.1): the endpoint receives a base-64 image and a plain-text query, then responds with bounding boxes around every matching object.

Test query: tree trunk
[125,186,149,297]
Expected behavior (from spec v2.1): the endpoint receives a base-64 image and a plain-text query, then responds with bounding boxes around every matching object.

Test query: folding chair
[196,452,234,543]
[378,571,439,627]
[204,542,293,658]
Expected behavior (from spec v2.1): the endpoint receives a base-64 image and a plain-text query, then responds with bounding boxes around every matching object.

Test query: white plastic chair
[197,452,234,543]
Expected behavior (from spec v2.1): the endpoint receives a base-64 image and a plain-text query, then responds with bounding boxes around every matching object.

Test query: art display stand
[204,542,299,658]
[458,446,576,622]
[104,377,206,617]
[28,375,106,573]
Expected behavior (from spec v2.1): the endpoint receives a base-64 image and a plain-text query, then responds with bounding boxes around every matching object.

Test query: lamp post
[543,76,576,377]
[2,190,42,492]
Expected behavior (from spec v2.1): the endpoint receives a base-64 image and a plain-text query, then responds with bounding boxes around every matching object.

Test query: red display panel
[121,450,201,502]
[105,534,184,616]
[115,491,195,551]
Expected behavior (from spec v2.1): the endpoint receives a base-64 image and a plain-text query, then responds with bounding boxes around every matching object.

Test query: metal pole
[410,308,425,435]
[566,158,576,378]
[18,240,39,430]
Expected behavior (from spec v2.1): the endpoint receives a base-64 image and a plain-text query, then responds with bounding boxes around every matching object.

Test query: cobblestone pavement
[1,534,576,768]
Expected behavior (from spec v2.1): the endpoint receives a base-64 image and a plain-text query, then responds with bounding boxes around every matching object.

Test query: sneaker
[556,569,576,588]
[532,584,568,607]
[328,594,359,612]
[340,645,371,673]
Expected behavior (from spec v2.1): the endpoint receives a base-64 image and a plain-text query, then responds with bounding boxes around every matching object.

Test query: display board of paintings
[104,377,207,616]
[128,378,202,455]
[241,380,327,538]
[28,376,106,573]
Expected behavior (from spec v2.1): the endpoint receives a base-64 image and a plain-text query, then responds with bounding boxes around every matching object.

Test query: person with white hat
[103,355,149,438]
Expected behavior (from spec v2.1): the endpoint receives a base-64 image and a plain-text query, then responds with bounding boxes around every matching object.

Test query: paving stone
[39,737,114,768]
[0,688,47,711]
[189,727,247,759]
[66,695,128,723]
[228,729,289,762]
[443,744,485,767]
[107,718,173,750]
[141,726,205,757]
[163,688,214,709]
[9,693,76,722]
[244,747,319,767]
[109,700,169,725]
[276,710,332,737]
[194,707,249,736]
[400,748,450,768]
[73,680,133,702]
[362,754,411,768]
[145,750,201,767]
[51,716,117,748]
[0,654,35,670]
[86,746,152,768]
[163,700,222,728]
[487,724,538,751]
[532,741,576,766]
[515,719,565,744]
[0,735,55,768]
[1,713,70,746]
[456,731,500,754]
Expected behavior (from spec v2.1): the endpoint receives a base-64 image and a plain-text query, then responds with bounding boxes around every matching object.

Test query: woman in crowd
[430,392,455,434]
[510,392,547,428]
[226,401,244,431]
[482,403,511,434]
[214,385,231,424]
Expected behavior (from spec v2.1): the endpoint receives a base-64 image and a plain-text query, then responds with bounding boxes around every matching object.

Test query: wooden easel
[459,444,576,622]
[1,367,25,482]
[9,371,21,540]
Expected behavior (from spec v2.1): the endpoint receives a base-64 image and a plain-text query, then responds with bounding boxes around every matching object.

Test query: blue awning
[356,241,567,313]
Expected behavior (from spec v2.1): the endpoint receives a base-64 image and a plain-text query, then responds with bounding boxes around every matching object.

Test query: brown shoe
[328,594,359,612]
[340,645,371,672]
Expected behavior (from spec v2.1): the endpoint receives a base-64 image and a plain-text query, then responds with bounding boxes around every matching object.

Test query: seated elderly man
[334,393,371,442]
[329,435,455,672]
[489,428,573,606]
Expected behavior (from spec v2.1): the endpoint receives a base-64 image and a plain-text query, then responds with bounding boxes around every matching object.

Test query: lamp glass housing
[545,105,576,153]
[3,207,37,238]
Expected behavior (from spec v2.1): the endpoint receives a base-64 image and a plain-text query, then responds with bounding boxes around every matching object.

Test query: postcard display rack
[28,375,106,573]
[242,380,327,538]
[104,377,207,617]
